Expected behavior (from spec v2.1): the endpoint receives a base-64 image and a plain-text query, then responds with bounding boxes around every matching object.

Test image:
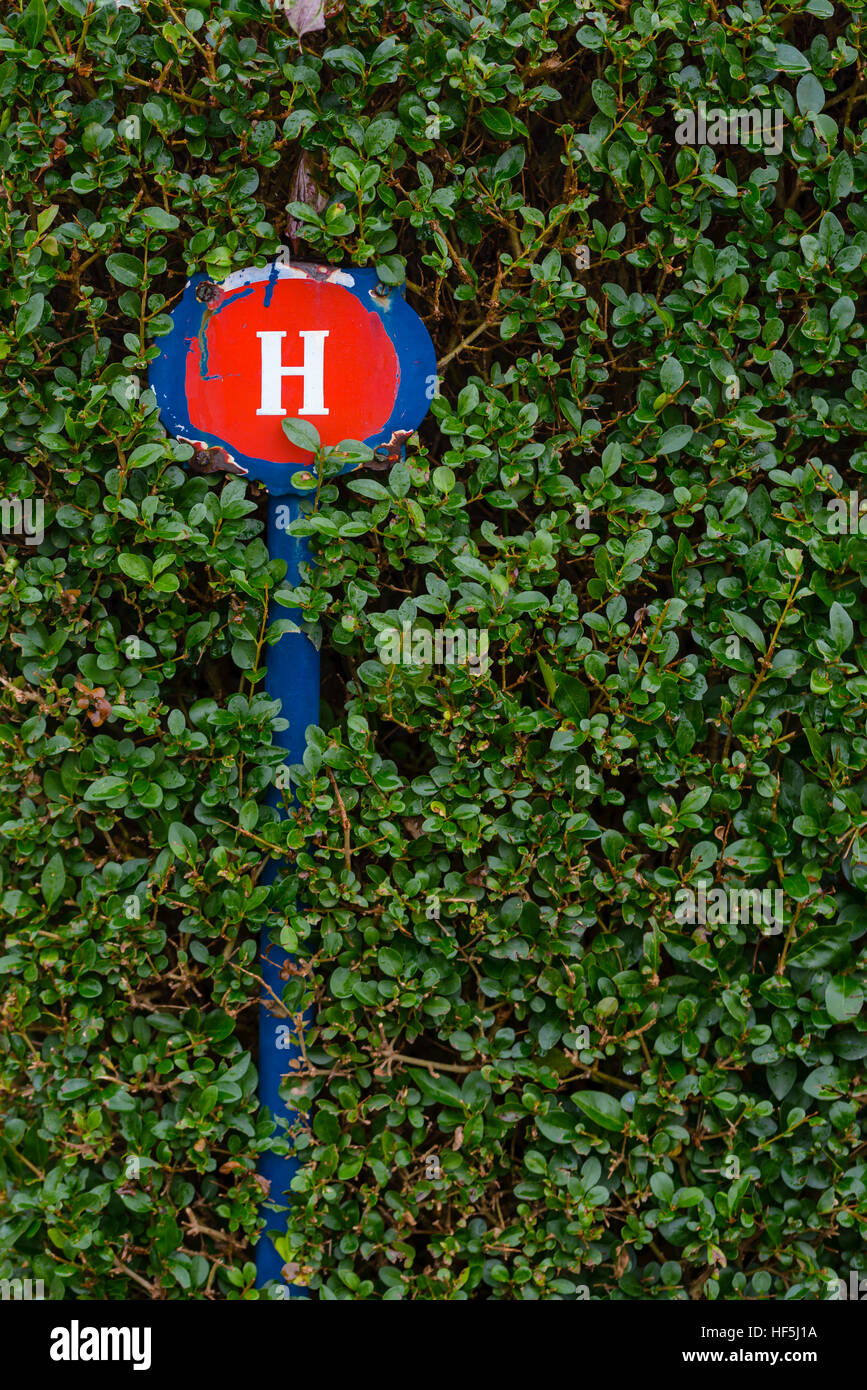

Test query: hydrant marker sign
[148,260,436,1290]
[150,262,436,492]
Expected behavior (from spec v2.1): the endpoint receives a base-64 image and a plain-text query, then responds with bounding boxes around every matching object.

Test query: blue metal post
[256,492,318,1290]
[148,263,436,1293]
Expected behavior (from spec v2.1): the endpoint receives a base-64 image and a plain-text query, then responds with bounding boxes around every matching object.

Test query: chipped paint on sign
[150,261,435,494]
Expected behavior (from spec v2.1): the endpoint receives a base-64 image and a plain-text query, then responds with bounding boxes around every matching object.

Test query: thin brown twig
[390,1052,476,1074]
[438,318,499,368]
[112,1257,161,1297]
[325,768,352,872]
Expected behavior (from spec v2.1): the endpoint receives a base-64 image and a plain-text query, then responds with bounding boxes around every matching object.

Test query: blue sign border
[149,262,436,495]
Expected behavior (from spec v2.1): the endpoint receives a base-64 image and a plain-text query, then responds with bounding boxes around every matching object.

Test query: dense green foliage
[2,0,867,1301]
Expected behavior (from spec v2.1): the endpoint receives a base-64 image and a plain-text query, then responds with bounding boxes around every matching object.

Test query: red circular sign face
[183,276,401,464]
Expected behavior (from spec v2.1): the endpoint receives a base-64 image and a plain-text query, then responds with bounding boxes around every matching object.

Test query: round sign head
[149,262,436,494]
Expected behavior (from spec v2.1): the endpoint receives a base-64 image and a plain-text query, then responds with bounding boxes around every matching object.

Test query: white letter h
[256,330,329,416]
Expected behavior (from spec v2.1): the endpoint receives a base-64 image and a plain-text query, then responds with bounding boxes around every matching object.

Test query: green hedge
[2,0,867,1300]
